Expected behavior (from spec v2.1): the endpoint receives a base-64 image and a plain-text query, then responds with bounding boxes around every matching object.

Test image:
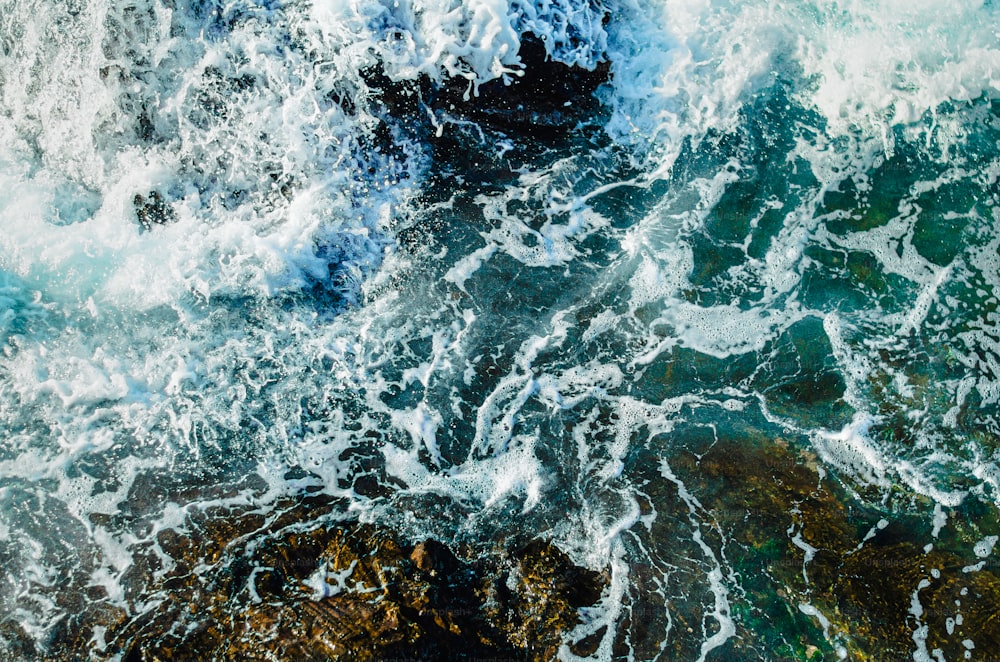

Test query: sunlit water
[3,0,1000,659]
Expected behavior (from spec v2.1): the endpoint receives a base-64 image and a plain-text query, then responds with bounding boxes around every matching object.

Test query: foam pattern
[3,0,1000,658]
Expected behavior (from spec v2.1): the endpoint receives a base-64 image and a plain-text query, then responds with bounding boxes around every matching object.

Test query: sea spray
[3,0,1000,659]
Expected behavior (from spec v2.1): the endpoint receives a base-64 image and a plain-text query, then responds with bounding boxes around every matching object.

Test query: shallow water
[3,0,1000,659]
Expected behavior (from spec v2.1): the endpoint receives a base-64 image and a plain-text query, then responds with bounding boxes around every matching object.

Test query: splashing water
[3,0,1000,659]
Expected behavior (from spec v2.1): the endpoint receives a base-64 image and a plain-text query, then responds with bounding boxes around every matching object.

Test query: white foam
[3,0,1000,655]
[660,459,736,660]
[305,559,358,601]
[853,517,890,553]
[536,362,624,412]
[910,578,935,662]
[896,264,952,338]
[383,431,546,513]
[313,0,607,93]
[0,0,405,313]
[391,404,444,467]
[799,603,832,639]
[474,164,612,270]
[974,535,998,559]
[445,244,497,291]
[813,413,891,489]
[599,0,1000,176]
[559,539,629,661]
[663,302,790,359]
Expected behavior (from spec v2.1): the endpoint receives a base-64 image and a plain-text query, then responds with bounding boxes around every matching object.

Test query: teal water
[3,0,1000,659]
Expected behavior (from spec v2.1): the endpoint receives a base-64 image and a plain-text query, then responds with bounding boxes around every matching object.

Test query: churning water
[3,0,1000,659]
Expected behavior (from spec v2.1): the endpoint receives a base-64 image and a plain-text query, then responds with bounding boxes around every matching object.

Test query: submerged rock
[661,426,1000,660]
[133,191,175,232]
[62,497,607,661]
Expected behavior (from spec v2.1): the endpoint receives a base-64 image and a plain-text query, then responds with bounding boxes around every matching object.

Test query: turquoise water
[3,0,1000,659]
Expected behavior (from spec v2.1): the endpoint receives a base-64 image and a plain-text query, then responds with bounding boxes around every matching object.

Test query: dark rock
[133,191,174,231]
[61,495,608,661]
[0,621,38,660]
[437,35,610,137]
[666,427,1000,660]
[409,538,462,578]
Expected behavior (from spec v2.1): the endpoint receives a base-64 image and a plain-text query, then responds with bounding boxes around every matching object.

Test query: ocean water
[3,0,1000,659]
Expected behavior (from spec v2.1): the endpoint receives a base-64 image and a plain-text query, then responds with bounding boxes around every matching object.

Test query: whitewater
[3,0,1000,659]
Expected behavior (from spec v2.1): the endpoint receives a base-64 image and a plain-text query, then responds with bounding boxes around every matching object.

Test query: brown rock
[61,494,608,661]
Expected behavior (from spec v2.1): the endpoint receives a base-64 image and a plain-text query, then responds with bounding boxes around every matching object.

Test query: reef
[46,492,606,661]
[29,425,1000,661]
[665,429,1000,660]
